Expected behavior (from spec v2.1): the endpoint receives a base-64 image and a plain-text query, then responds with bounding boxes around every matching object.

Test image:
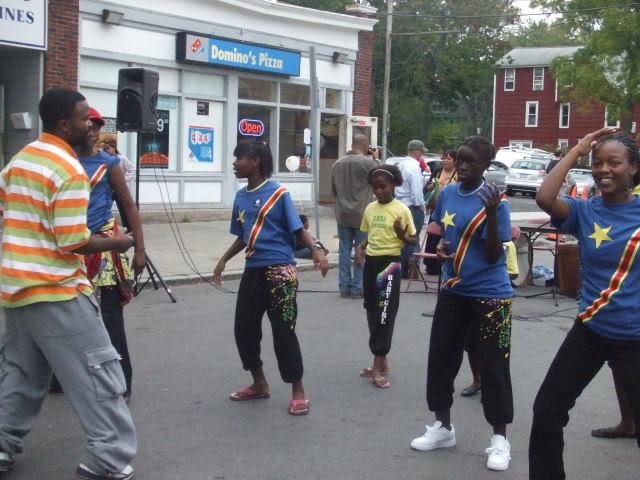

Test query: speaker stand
[120,132,177,303]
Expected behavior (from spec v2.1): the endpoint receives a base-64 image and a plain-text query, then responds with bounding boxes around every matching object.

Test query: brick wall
[353,29,374,116]
[44,0,79,90]
[494,66,640,150]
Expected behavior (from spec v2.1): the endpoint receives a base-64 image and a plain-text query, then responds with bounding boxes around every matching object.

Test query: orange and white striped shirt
[0,133,93,308]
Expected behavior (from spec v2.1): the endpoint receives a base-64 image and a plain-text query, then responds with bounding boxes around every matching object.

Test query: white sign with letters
[0,0,47,50]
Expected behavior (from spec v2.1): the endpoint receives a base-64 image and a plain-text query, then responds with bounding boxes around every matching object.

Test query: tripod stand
[118,132,177,303]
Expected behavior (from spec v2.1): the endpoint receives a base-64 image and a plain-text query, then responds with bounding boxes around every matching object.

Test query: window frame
[525,101,539,128]
[504,68,515,91]
[558,139,569,151]
[559,102,570,128]
[509,140,533,149]
[604,106,621,128]
[532,67,544,91]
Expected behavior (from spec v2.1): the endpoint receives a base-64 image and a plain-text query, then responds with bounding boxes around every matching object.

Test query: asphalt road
[1,270,638,480]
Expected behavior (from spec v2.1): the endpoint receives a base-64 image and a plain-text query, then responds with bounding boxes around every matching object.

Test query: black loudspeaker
[117,68,159,132]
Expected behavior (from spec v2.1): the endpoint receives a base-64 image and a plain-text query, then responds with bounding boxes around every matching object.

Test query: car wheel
[529,192,536,198]
[506,188,514,197]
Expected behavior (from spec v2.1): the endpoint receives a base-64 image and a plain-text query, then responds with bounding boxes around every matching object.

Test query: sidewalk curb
[147,260,338,287]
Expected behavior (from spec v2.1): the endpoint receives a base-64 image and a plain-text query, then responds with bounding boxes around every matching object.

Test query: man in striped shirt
[0,89,137,480]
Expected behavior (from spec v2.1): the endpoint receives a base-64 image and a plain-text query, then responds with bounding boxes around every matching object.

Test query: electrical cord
[151,168,235,294]
[148,170,575,312]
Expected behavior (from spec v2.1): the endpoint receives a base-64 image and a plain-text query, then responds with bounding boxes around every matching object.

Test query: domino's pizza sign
[177,32,301,77]
[188,126,214,163]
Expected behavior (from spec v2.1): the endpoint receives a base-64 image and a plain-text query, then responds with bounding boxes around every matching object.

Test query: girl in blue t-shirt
[410,136,514,472]
[213,141,329,416]
[530,129,640,480]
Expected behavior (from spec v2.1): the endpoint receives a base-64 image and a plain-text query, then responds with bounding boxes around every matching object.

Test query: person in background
[76,107,146,403]
[103,138,136,183]
[294,214,328,259]
[530,128,640,479]
[331,134,378,298]
[396,140,428,278]
[0,89,137,480]
[423,149,458,274]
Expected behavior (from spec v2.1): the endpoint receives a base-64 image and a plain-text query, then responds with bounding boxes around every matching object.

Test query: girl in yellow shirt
[355,164,417,388]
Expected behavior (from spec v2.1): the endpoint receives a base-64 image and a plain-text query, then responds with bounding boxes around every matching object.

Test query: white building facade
[78,0,376,209]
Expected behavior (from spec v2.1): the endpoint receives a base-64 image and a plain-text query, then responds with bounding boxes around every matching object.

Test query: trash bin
[557,243,581,298]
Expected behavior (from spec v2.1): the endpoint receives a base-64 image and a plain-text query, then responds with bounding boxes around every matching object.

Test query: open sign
[238,118,265,137]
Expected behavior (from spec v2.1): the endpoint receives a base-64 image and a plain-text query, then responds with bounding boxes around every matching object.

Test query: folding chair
[406,222,443,292]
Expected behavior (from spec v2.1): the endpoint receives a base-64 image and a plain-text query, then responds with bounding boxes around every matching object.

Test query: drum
[557,243,581,298]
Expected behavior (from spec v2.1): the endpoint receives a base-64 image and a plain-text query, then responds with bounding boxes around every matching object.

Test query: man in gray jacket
[331,134,378,298]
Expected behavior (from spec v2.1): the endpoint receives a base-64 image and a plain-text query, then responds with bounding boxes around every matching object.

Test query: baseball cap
[88,107,105,127]
[407,139,427,153]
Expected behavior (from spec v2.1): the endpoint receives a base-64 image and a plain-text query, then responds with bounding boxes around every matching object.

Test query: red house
[492,47,640,152]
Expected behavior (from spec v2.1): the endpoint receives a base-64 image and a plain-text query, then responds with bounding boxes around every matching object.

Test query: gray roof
[497,47,582,68]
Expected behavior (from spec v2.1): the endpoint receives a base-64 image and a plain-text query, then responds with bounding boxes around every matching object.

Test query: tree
[370,0,518,154]
[507,19,579,47]
[532,0,640,132]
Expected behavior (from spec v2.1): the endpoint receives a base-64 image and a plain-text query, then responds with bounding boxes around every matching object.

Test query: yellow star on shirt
[441,210,456,231]
[237,210,246,224]
[589,223,612,248]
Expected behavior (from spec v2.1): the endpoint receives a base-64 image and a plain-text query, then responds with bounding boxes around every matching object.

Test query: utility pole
[309,46,321,240]
[381,0,393,162]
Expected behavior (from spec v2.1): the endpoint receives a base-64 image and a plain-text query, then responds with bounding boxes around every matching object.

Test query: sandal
[371,374,390,389]
[359,367,389,377]
[229,386,270,401]
[288,399,310,416]
[460,385,481,397]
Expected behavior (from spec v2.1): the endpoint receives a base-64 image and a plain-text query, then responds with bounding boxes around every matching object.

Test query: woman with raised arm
[529,128,640,479]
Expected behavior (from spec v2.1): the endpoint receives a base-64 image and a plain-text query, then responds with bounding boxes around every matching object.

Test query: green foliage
[507,20,579,47]
[532,0,640,131]
[277,0,352,13]
[425,121,466,151]
[371,0,518,154]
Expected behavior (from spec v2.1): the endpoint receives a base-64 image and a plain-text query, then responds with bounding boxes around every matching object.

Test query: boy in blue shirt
[410,136,514,472]
[213,141,328,416]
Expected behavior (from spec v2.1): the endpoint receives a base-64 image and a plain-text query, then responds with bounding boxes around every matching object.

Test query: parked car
[563,168,597,197]
[495,146,555,169]
[505,159,551,197]
[484,161,509,190]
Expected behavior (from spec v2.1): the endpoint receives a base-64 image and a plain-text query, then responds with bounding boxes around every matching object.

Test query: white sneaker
[485,434,510,471]
[410,421,456,451]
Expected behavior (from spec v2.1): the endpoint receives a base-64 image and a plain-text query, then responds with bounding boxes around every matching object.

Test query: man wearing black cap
[396,140,427,278]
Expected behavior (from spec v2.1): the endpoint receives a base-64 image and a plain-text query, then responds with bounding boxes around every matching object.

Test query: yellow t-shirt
[503,241,519,276]
[360,199,417,256]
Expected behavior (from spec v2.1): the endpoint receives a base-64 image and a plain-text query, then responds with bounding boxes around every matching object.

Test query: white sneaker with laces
[76,463,134,480]
[485,434,511,471]
[410,421,456,451]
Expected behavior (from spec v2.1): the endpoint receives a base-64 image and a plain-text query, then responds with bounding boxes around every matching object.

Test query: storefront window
[238,77,276,102]
[325,89,342,110]
[237,104,275,147]
[182,71,224,97]
[320,114,341,159]
[279,109,310,173]
[280,83,310,106]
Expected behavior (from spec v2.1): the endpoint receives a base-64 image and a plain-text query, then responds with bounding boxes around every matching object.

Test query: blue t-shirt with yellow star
[230,180,303,268]
[433,183,513,298]
[553,195,640,340]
